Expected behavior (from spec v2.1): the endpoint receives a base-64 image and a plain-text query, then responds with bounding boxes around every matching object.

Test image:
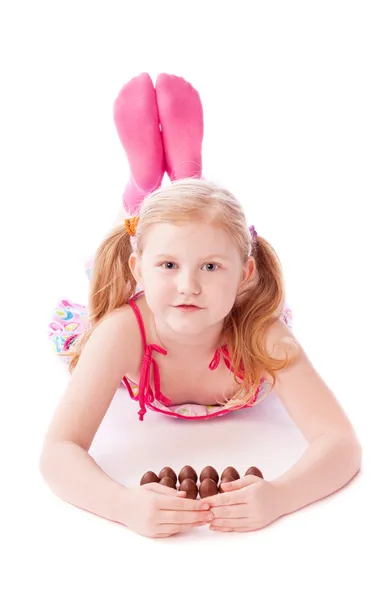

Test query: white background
[1,0,391,598]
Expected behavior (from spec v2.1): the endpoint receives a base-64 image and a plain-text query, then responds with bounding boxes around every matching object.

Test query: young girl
[41,73,362,539]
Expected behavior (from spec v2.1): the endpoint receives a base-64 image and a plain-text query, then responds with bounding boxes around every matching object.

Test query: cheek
[216,295,236,317]
[144,281,171,312]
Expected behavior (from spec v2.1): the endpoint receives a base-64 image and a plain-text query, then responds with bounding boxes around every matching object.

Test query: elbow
[351,439,363,473]
[39,441,59,479]
[39,448,50,479]
[333,433,363,475]
[320,429,363,474]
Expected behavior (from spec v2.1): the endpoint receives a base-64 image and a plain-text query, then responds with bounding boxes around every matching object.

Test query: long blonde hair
[61,179,299,409]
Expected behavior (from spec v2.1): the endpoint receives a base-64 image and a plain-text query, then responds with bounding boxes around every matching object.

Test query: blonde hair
[61,178,299,409]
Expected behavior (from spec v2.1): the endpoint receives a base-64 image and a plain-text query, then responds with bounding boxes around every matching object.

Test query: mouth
[174,305,202,311]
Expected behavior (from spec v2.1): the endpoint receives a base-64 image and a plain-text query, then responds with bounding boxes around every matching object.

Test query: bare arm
[262,321,363,516]
[271,434,362,517]
[39,306,141,525]
[39,441,129,525]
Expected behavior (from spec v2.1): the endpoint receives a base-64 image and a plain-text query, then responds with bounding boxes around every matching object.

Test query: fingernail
[201,504,209,510]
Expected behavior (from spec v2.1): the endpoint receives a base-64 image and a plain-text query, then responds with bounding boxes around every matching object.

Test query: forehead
[144,222,237,257]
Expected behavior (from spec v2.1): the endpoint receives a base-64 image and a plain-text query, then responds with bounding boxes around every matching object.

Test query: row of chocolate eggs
[140,465,263,499]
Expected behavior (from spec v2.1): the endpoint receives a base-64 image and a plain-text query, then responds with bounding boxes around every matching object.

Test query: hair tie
[249,225,258,241]
[124,216,139,236]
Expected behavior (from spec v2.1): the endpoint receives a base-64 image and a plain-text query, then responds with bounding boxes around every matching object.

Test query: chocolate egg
[159,476,176,489]
[200,466,219,484]
[218,475,235,493]
[140,471,159,485]
[179,478,198,499]
[179,465,197,484]
[245,466,264,479]
[221,466,240,481]
[199,478,219,498]
[158,466,177,484]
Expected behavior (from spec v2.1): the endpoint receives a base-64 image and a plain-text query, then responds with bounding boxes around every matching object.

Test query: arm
[39,306,142,526]
[263,319,363,517]
[40,441,129,525]
[271,434,362,517]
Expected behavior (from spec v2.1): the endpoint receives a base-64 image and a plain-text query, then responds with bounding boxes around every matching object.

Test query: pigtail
[60,224,137,373]
[222,232,300,409]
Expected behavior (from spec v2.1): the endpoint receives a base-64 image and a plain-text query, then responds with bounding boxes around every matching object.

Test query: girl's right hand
[121,483,213,538]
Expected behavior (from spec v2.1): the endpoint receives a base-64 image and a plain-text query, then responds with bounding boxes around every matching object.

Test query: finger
[146,484,210,509]
[210,526,257,533]
[210,517,247,528]
[159,509,213,525]
[152,522,205,539]
[145,483,182,496]
[158,522,210,535]
[158,495,210,512]
[145,484,197,502]
[201,490,247,507]
[220,475,260,492]
[154,521,209,538]
[210,504,248,519]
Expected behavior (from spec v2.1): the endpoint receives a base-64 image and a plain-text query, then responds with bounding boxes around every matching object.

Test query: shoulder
[102,300,144,347]
[82,301,144,373]
[257,314,300,385]
[264,315,298,362]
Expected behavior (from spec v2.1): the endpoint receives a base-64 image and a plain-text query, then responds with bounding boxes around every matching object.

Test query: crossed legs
[113,73,204,214]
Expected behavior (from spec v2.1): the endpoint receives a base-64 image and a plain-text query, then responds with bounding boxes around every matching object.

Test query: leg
[155,74,204,180]
[113,73,165,213]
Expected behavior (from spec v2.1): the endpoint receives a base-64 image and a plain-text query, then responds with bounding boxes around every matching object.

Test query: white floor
[2,1,391,598]
[7,318,387,599]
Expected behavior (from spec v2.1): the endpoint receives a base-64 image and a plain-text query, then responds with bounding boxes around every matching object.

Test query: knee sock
[113,73,165,213]
[155,74,204,180]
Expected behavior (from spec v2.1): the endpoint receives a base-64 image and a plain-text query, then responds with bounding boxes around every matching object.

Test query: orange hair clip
[124,216,139,236]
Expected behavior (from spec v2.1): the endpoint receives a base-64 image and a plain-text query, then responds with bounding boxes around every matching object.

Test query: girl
[41,73,362,539]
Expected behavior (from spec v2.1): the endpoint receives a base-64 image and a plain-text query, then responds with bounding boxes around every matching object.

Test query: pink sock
[155,74,204,180]
[113,73,165,213]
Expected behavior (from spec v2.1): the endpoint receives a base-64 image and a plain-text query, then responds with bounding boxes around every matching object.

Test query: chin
[167,318,205,334]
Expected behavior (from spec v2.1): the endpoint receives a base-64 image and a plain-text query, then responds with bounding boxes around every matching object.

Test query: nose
[176,269,202,296]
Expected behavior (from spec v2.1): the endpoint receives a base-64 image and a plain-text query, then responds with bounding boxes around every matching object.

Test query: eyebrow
[154,253,228,261]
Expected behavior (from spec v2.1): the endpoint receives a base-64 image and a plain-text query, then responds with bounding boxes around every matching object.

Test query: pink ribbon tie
[137,344,168,420]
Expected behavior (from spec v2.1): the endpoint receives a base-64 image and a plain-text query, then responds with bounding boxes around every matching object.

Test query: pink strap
[209,348,221,370]
[128,294,147,351]
[209,345,245,380]
[128,295,169,420]
[137,344,168,420]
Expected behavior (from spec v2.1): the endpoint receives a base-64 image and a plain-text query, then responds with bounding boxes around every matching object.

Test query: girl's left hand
[203,475,280,533]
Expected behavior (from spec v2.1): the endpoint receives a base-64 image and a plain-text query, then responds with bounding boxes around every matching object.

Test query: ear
[239,256,256,290]
[129,252,143,289]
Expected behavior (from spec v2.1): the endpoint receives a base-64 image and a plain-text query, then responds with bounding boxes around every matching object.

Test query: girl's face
[130,222,254,338]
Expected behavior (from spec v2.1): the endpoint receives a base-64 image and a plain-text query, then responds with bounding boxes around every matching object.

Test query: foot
[155,74,203,180]
[113,73,165,212]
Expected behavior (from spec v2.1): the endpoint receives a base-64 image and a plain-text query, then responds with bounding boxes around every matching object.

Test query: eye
[202,263,219,272]
[159,262,220,271]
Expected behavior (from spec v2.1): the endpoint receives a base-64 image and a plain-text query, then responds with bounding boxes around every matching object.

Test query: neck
[151,317,225,357]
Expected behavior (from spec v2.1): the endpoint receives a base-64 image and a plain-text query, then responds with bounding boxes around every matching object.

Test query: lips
[174,304,202,311]
[177,305,198,308]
